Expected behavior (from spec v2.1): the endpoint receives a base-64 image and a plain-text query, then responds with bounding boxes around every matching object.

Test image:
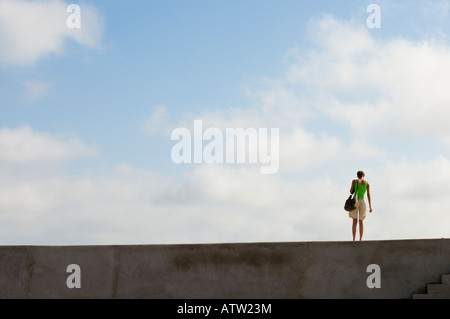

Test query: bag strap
[354,179,359,199]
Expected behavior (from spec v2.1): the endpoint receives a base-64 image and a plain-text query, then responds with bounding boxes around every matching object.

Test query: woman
[349,171,373,241]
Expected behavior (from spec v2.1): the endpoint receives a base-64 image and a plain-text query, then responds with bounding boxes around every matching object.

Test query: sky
[2,0,450,245]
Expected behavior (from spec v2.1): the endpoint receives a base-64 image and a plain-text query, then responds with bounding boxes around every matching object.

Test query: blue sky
[2,0,450,244]
[2,1,351,171]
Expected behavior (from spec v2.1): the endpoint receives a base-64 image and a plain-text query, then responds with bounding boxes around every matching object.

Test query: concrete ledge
[1,239,450,299]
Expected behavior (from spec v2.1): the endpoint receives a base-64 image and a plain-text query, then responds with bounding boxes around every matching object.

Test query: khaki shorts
[349,198,367,221]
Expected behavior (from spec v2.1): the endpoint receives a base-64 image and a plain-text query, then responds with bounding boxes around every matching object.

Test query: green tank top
[355,180,368,199]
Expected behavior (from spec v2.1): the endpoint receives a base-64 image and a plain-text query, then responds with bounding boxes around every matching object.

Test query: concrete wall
[1,239,450,299]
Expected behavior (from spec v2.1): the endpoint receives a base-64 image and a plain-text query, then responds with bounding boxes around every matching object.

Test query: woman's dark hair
[357,171,365,179]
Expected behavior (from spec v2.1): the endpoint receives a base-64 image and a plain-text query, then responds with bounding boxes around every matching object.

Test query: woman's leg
[358,199,367,241]
[359,220,364,241]
[352,218,358,241]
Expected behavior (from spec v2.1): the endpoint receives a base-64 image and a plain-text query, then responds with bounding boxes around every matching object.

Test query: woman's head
[357,171,365,179]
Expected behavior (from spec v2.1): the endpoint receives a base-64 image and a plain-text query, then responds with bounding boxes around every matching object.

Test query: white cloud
[0,0,103,66]
[142,105,169,135]
[0,129,449,245]
[0,126,98,162]
[422,0,450,19]
[0,162,349,245]
[22,79,51,101]
[279,129,342,171]
[281,15,450,140]
[369,156,450,239]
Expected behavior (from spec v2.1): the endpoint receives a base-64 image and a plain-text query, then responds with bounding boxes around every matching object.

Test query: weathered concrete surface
[0,239,449,299]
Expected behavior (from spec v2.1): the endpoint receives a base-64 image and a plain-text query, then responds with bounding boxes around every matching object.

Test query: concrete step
[427,284,450,296]
[442,274,450,285]
[413,274,450,299]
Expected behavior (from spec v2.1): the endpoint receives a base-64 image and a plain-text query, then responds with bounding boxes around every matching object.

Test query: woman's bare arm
[367,182,373,212]
[350,180,355,194]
